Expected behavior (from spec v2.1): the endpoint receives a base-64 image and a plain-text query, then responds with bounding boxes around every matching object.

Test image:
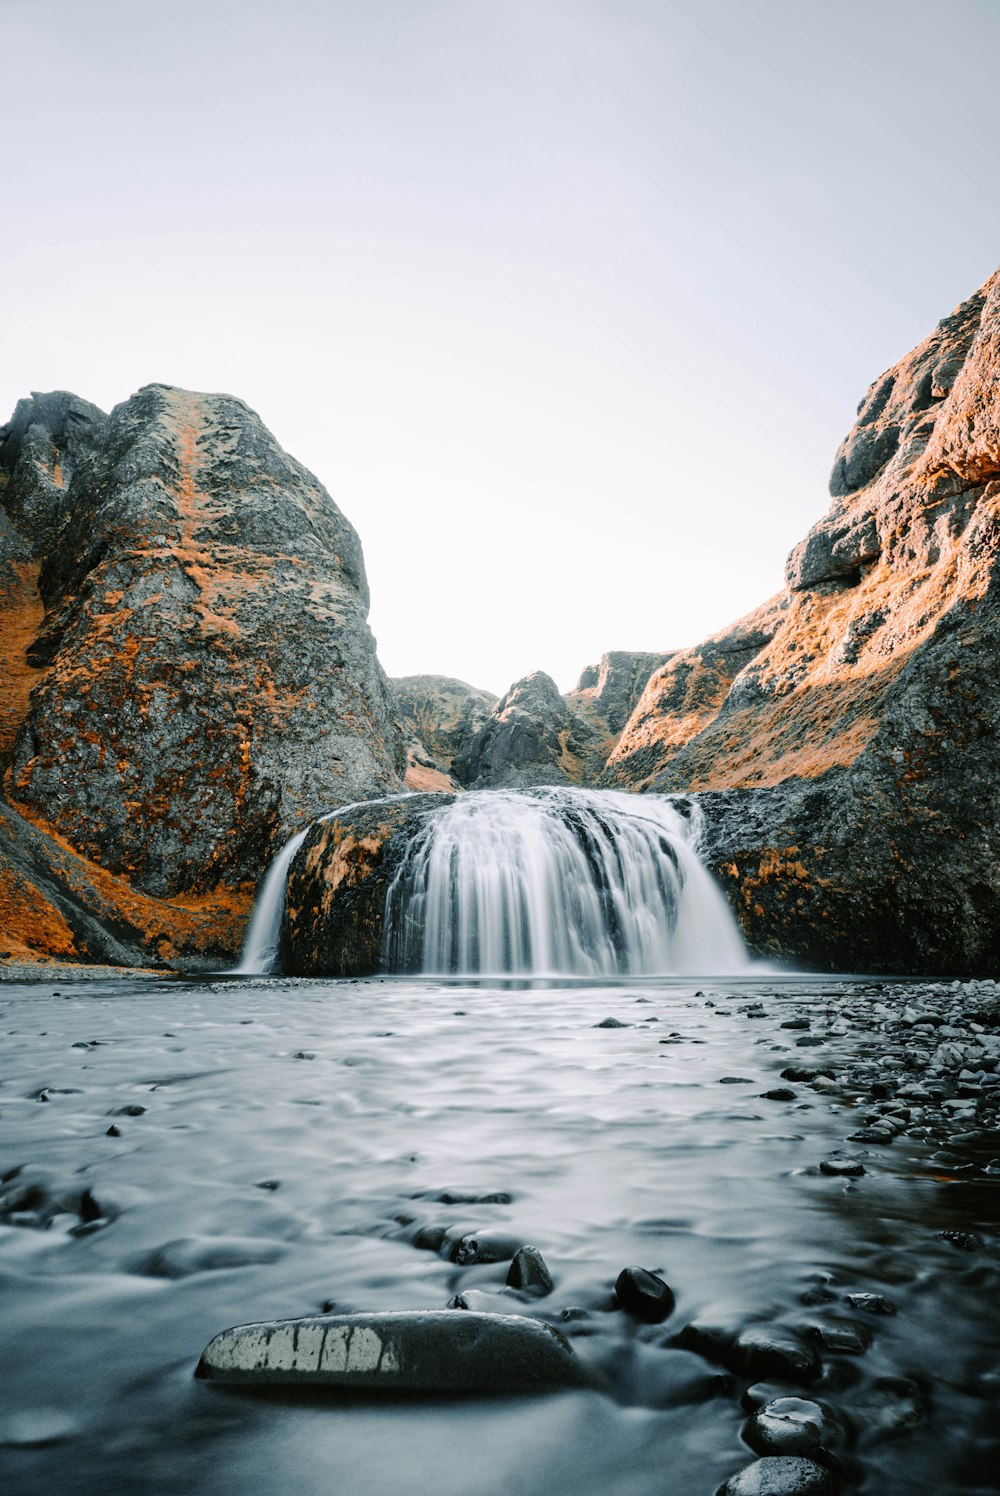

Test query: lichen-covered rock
[0,384,405,964]
[570,650,673,736]
[606,268,1000,975]
[284,794,452,976]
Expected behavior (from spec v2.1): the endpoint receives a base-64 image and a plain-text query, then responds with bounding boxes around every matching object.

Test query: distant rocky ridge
[0,386,404,966]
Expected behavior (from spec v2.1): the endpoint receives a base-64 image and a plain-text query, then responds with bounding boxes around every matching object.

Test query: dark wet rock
[614,1267,676,1323]
[105,1125,122,1137]
[255,1179,281,1191]
[717,1455,835,1496]
[780,1019,812,1030]
[806,1321,869,1354]
[416,1188,513,1206]
[451,1231,521,1267]
[109,1104,147,1116]
[761,1088,797,1102]
[195,1310,596,1393]
[742,1396,843,1458]
[938,1229,985,1250]
[843,1292,896,1316]
[781,1067,835,1083]
[847,1128,894,1144]
[730,1330,822,1385]
[507,1246,554,1297]
[411,1224,449,1253]
[595,1017,630,1029]
[131,1234,288,1278]
[818,1159,865,1177]
[720,1076,757,1085]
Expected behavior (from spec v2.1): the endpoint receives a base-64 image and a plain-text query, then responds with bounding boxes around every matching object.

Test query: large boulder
[0,385,405,965]
[284,794,452,976]
[607,267,1000,975]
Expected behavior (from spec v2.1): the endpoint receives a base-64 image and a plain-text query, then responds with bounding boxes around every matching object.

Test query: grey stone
[717,1456,835,1496]
[195,1310,595,1392]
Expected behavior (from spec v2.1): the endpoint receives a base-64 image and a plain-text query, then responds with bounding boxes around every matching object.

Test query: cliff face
[392,675,497,792]
[607,269,1000,974]
[0,385,404,965]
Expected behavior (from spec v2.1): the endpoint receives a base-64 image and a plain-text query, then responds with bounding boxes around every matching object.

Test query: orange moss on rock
[0,560,45,764]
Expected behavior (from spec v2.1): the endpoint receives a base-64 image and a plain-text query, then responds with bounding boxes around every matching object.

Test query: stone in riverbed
[742,1396,843,1457]
[133,1235,288,1278]
[818,1159,865,1177]
[506,1245,554,1297]
[717,1456,835,1496]
[451,1230,521,1266]
[730,1330,822,1385]
[614,1266,676,1322]
[843,1291,896,1316]
[195,1310,595,1393]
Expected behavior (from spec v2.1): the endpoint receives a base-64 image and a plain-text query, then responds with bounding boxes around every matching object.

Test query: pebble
[818,1158,864,1177]
[614,1266,676,1322]
[717,1455,835,1496]
[595,1017,630,1028]
[807,1321,869,1354]
[761,1088,797,1102]
[506,1245,554,1296]
[843,1291,896,1315]
[731,1330,822,1385]
[742,1396,841,1457]
[452,1231,520,1266]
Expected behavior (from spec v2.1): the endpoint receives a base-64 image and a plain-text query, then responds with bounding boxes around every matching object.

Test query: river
[1,973,997,1495]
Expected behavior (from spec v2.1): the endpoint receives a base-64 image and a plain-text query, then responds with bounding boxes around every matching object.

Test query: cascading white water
[383,787,747,977]
[231,828,310,975]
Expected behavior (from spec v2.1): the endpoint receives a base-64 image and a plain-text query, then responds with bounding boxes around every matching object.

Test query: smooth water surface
[0,976,997,1496]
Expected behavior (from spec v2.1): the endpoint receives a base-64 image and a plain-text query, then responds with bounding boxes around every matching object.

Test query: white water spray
[231,828,309,975]
[383,787,747,977]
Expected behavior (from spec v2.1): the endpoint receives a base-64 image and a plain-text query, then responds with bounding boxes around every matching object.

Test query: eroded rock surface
[391,674,497,791]
[0,385,404,965]
[606,268,1000,974]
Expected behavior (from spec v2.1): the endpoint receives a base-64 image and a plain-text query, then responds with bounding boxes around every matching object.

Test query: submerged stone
[195,1310,594,1393]
[717,1455,835,1496]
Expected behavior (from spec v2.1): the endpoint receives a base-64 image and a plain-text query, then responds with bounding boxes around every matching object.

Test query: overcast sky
[3,0,999,694]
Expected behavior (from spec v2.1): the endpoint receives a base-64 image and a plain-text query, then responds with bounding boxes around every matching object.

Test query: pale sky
[3,0,999,695]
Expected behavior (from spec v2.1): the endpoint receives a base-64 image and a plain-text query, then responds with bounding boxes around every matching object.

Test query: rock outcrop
[451,652,670,790]
[607,268,1000,974]
[391,674,497,791]
[0,385,404,966]
[284,794,451,976]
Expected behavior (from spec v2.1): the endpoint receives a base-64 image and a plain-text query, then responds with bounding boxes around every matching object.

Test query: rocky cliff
[606,268,1000,974]
[0,385,404,966]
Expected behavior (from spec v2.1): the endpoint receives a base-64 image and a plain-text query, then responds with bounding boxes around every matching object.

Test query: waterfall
[383,787,747,977]
[231,828,309,975]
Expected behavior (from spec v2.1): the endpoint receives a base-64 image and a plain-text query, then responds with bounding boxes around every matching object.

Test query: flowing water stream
[1,974,996,1496]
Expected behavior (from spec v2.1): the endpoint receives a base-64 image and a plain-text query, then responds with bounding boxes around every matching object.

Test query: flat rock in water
[195,1310,594,1393]
[819,1159,864,1177]
[717,1456,835,1496]
[731,1331,822,1385]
